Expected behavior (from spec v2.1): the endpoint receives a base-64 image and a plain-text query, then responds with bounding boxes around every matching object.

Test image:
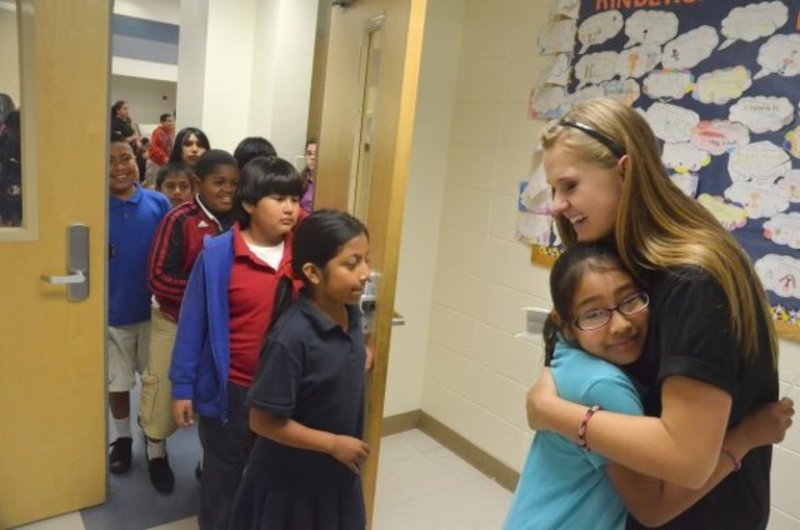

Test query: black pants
[198,383,252,530]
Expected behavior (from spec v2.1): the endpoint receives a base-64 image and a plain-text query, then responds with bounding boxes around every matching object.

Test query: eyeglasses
[558,119,626,159]
[573,292,649,331]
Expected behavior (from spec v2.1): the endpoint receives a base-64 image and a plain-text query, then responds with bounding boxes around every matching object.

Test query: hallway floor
[16,429,513,530]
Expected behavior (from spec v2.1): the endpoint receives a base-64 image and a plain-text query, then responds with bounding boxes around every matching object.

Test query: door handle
[41,224,89,302]
[41,270,85,285]
[392,311,405,327]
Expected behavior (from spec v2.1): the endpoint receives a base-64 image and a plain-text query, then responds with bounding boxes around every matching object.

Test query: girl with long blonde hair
[527,98,788,529]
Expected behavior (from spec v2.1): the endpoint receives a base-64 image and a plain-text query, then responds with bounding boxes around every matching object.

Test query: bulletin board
[518,0,800,341]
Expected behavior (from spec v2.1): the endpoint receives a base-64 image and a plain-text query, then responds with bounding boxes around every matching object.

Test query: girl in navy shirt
[230,210,371,530]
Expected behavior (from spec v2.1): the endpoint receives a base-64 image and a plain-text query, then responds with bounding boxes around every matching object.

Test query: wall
[111,75,177,128]
[414,1,800,528]
[0,5,19,106]
[383,0,465,416]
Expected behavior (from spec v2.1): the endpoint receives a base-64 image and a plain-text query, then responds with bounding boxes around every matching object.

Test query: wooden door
[0,0,109,526]
[311,0,427,527]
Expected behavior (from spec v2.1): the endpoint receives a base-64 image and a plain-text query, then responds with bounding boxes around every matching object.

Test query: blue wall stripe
[112,14,179,45]
[112,34,179,65]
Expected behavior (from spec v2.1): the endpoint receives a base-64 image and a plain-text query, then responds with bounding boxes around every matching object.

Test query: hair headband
[558,119,626,159]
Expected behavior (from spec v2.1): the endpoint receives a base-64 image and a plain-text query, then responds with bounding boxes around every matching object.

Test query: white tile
[768,508,800,530]
[455,58,508,102]
[489,193,525,242]
[460,13,515,59]
[473,322,544,388]
[15,512,85,530]
[394,429,444,454]
[475,281,541,336]
[437,225,489,277]
[465,0,516,16]
[422,379,465,432]
[377,452,468,502]
[432,265,485,318]
[379,432,423,464]
[498,101,542,153]
[465,362,529,429]
[484,237,551,298]
[461,400,528,469]
[440,183,493,234]
[447,143,498,192]
[147,517,198,530]
[504,54,555,103]
[450,103,503,146]
[778,339,800,384]
[493,147,538,196]
[771,446,800,520]
[423,446,490,483]
[426,342,470,396]
[428,303,476,357]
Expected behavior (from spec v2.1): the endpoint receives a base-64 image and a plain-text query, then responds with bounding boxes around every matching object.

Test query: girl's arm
[528,369,732,488]
[249,408,370,473]
[606,398,794,527]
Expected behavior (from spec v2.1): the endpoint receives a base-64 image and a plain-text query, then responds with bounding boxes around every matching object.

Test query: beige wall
[0,7,20,107]
[399,1,800,527]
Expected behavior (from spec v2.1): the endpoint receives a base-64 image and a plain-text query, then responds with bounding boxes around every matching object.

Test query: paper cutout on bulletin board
[523,0,800,341]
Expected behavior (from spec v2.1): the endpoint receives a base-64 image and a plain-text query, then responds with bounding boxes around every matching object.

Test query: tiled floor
[16,429,513,530]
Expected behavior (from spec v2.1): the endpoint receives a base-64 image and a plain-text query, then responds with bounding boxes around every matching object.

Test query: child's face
[304,142,317,172]
[567,268,649,366]
[243,194,300,244]
[314,233,370,306]
[181,134,206,168]
[197,165,238,213]
[160,173,193,207]
[109,142,138,199]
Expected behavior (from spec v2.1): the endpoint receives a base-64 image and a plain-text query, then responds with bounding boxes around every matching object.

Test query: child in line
[140,149,239,494]
[504,242,794,529]
[107,136,171,476]
[299,138,316,213]
[169,127,210,171]
[170,156,304,530]
[229,209,372,530]
[234,136,277,169]
[155,162,194,208]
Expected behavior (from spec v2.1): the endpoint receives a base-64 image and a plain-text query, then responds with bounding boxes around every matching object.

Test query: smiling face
[197,164,238,214]
[544,144,624,242]
[242,194,300,246]
[109,142,138,199]
[181,134,207,168]
[566,268,649,366]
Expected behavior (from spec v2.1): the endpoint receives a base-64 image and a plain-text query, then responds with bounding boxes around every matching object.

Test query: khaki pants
[139,307,179,439]
[108,321,150,392]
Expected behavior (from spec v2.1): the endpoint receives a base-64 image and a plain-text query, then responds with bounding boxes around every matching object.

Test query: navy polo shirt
[247,295,366,490]
[109,186,171,326]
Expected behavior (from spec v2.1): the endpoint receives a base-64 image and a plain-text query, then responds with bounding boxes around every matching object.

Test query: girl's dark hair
[268,209,369,332]
[159,113,172,123]
[234,136,277,169]
[155,162,194,190]
[543,241,626,363]
[169,127,211,164]
[234,156,304,228]
[194,149,236,181]
[111,100,126,117]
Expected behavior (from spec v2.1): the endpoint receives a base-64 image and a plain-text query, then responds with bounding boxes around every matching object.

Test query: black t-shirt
[625,267,778,530]
[110,116,134,141]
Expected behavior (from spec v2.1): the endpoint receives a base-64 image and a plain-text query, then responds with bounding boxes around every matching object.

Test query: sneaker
[147,456,175,494]
[109,437,132,474]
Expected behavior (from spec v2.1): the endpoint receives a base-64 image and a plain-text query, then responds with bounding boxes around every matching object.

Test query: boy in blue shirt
[108,136,171,478]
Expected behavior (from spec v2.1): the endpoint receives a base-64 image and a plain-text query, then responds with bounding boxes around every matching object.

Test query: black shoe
[147,455,175,494]
[109,437,132,474]
[194,460,203,481]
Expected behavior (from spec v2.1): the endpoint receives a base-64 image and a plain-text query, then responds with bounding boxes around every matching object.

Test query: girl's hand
[527,368,558,431]
[173,399,195,427]
[330,435,371,474]
[735,398,794,450]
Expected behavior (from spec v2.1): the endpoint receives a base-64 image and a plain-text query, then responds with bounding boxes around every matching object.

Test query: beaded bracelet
[721,447,742,472]
[578,405,602,452]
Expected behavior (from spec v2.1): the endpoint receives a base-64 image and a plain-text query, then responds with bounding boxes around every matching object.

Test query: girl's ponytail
[260,275,295,359]
[543,313,559,367]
